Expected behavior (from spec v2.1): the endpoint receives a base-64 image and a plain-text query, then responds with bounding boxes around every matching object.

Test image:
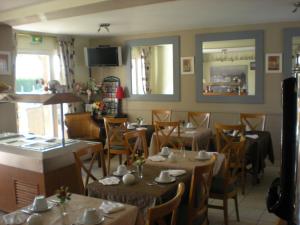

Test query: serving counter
[0,133,92,212]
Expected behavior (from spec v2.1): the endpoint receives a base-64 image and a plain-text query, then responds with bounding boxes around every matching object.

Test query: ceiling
[0,0,299,37]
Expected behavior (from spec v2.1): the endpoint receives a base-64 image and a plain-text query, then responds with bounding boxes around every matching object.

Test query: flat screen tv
[84,46,122,67]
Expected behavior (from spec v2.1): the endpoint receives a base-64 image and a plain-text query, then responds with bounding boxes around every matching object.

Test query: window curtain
[57,37,76,112]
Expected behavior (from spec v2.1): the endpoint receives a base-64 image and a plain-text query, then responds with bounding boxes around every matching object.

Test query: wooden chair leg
[97,151,101,168]
[100,149,107,177]
[234,195,240,221]
[241,169,246,195]
[119,154,122,164]
[107,151,111,174]
[223,198,228,225]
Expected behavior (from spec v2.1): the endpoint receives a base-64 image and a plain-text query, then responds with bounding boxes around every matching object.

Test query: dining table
[1,194,138,225]
[208,130,274,184]
[149,127,212,155]
[87,164,192,225]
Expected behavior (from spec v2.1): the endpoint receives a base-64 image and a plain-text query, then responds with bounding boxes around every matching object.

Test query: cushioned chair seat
[111,145,127,150]
[210,176,235,194]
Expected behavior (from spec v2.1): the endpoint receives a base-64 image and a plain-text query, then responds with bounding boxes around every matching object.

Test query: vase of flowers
[136,117,144,126]
[92,101,106,118]
[134,154,145,179]
[56,186,71,216]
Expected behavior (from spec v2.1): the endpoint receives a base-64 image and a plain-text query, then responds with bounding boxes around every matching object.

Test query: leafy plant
[56,186,72,204]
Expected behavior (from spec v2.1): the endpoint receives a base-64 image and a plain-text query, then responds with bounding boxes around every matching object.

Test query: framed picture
[181,57,194,75]
[0,51,11,75]
[265,53,282,73]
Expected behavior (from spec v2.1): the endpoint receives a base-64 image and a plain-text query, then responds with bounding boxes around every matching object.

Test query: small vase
[136,164,143,179]
[59,202,68,217]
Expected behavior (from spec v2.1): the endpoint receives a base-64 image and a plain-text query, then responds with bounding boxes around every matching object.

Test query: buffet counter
[0,133,94,212]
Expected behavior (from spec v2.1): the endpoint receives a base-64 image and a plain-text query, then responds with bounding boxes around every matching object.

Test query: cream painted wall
[87,21,300,162]
[0,25,17,132]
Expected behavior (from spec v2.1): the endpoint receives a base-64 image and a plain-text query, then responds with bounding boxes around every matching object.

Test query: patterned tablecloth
[87,165,191,225]
[149,127,212,155]
[2,194,138,225]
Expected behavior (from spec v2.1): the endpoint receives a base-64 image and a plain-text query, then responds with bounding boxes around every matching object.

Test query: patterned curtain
[57,37,76,112]
[141,47,152,94]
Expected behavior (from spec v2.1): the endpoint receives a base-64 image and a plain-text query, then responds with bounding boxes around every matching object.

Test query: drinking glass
[180,145,186,158]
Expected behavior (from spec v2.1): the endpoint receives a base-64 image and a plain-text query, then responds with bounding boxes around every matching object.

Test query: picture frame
[181,56,194,75]
[0,51,11,75]
[265,53,282,73]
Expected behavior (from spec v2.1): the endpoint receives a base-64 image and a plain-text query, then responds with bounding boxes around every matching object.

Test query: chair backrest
[240,113,266,131]
[152,110,172,125]
[73,143,106,195]
[65,112,99,139]
[214,123,245,155]
[188,157,216,224]
[124,130,149,165]
[104,117,128,149]
[146,182,185,225]
[154,121,181,150]
[187,112,211,128]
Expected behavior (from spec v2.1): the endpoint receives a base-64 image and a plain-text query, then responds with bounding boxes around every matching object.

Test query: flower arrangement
[136,117,144,125]
[133,154,145,166]
[56,186,71,204]
[92,101,105,112]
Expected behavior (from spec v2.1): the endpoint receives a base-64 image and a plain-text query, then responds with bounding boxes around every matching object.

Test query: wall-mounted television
[84,46,122,67]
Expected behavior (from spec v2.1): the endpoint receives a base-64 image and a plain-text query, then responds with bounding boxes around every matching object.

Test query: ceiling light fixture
[292,2,300,13]
[98,23,110,32]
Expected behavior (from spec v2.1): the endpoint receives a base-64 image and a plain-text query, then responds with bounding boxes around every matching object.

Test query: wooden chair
[240,113,266,131]
[146,182,185,225]
[73,143,106,195]
[187,112,211,128]
[65,112,102,167]
[104,117,130,173]
[152,109,172,125]
[154,121,181,151]
[208,136,246,225]
[182,157,216,225]
[215,123,246,194]
[124,130,149,165]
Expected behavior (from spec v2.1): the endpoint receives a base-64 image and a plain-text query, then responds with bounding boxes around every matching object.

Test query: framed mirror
[126,36,180,101]
[283,28,300,78]
[195,30,264,103]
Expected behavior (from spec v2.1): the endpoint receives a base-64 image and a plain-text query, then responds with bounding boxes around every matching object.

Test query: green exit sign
[31,35,43,44]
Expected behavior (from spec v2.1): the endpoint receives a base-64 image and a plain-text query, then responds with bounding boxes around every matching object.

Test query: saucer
[28,201,54,213]
[113,170,128,177]
[154,176,176,184]
[76,215,104,225]
[195,155,211,161]
[159,152,170,157]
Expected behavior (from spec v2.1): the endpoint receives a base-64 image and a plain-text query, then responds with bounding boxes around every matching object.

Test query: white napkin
[99,201,125,214]
[136,127,147,131]
[99,177,120,185]
[246,134,259,139]
[148,155,166,162]
[3,212,27,225]
[167,169,186,177]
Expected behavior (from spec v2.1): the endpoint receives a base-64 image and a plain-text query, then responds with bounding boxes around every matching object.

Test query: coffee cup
[158,171,170,182]
[32,196,48,212]
[198,150,209,158]
[186,122,194,129]
[117,165,127,175]
[82,208,100,225]
[161,147,170,155]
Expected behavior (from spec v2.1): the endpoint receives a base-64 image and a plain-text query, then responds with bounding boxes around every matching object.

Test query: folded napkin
[99,201,125,214]
[3,212,27,225]
[246,134,259,139]
[99,177,120,185]
[167,169,186,177]
[148,155,166,162]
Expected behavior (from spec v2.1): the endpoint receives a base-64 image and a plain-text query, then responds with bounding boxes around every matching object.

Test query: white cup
[158,171,170,182]
[186,122,194,128]
[117,165,127,175]
[82,208,100,225]
[26,214,43,225]
[32,196,48,211]
[161,147,170,155]
[198,150,209,158]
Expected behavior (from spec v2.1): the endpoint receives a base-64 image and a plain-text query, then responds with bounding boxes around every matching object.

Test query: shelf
[0,93,83,105]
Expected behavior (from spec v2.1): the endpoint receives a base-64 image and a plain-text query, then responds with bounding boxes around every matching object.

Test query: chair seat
[111,145,127,150]
[210,176,235,194]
